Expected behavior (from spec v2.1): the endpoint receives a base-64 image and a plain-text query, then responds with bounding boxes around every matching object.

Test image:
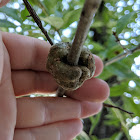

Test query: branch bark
[103,103,134,117]
[104,44,140,67]
[57,0,102,96]
[23,0,53,45]
[67,0,102,65]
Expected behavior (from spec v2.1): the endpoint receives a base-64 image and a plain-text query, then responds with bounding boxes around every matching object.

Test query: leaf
[106,35,118,48]
[76,131,90,140]
[110,82,128,97]
[43,0,58,14]
[105,98,131,140]
[62,9,81,28]
[92,42,104,51]
[106,45,122,59]
[41,16,64,29]
[105,62,137,80]
[123,97,140,117]
[0,20,17,28]
[0,6,22,22]
[116,12,135,34]
[110,132,123,140]
[98,67,114,80]
[89,113,101,135]
[90,135,98,140]
[21,8,29,21]
[110,79,140,97]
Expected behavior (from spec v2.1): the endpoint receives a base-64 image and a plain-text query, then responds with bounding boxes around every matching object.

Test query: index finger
[2,32,51,71]
[2,32,103,76]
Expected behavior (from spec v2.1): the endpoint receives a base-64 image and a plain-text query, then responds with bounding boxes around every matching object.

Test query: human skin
[0,1,110,140]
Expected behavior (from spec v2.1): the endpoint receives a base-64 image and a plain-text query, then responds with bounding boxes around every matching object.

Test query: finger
[12,71,108,102]
[12,70,58,96]
[93,55,103,77]
[0,0,10,7]
[2,31,51,71]
[0,32,16,139]
[16,97,102,128]
[66,78,110,102]
[2,32,103,76]
[14,119,82,140]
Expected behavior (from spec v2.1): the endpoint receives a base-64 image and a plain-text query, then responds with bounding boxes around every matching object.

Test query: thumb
[0,0,10,7]
[0,32,16,140]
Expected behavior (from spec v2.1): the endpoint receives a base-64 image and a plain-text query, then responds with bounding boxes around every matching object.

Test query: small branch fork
[104,31,140,67]
[23,0,135,115]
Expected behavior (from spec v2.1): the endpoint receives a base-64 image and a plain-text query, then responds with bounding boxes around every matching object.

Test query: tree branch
[103,103,134,117]
[67,0,102,65]
[104,44,140,67]
[113,31,128,51]
[23,0,53,45]
[57,0,102,96]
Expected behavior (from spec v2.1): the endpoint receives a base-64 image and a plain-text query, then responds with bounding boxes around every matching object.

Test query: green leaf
[76,131,90,140]
[116,12,135,34]
[123,97,140,117]
[106,35,118,48]
[110,79,140,97]
[106,45,122,59]
[105,98,131,140]
[21,8,29,21]
[92,42,104,51]
[0,6,22,22]
[41,16,64,29]
[110,132,123,140]
[110,82,128,97]
[98,66,114,80]
[43,0,58,14]
[89,113,101,135]
[105,61,137,80]
[90,135,98,140]
[0,20,17,28]
[62,9,81,28]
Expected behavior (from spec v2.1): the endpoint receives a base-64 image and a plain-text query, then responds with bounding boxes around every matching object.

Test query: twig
[104,44,140,67]
[23,0,53,45]
[57,0,102,97]
[113,31,128,51]
[68,0,102,65]
[103,103,134,117]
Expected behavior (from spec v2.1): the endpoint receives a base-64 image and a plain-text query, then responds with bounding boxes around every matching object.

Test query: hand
[0,31,109,140]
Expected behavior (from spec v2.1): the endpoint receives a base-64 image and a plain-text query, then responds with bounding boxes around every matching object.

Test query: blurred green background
[0,0,140,139]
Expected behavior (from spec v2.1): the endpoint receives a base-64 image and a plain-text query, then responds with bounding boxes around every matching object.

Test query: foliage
[0,0,140,139]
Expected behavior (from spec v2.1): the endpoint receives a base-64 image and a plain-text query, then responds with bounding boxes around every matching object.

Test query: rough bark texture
[57,0,102,96]
[67,0,102,65]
